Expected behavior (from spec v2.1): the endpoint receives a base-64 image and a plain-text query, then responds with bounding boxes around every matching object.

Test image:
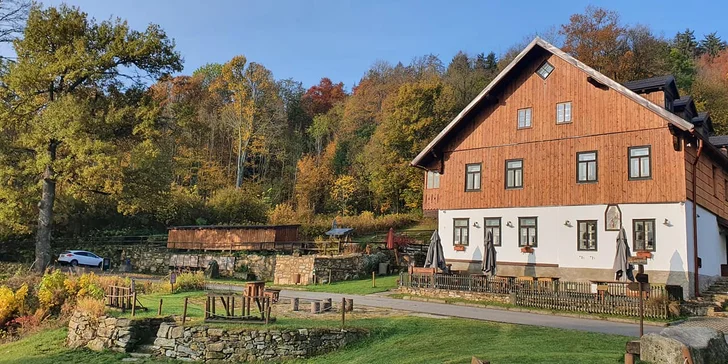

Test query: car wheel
[70,260,78,267]
[97,262,102,268]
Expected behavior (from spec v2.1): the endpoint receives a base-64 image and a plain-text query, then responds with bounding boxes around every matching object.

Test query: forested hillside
[1,4,728,245]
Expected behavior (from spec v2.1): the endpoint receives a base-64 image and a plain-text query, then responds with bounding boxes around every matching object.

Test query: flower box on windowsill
[636,251,653,259]
[520,246,534,254]
[454,245,466,251]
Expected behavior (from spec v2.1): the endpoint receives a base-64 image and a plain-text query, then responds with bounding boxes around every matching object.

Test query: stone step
[134,344,159,354]
[129,353,152,358]
[121,358,139,362]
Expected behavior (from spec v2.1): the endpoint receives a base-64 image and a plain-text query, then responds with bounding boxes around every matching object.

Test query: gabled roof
[411,38,695,169]
[709,135,728,148]
[622,75,679,97]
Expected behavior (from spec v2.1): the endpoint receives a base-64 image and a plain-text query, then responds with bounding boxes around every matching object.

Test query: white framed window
[557,102,572,124]
[536,61,554,79]
[517,108,532,129]
[426,171,440,189]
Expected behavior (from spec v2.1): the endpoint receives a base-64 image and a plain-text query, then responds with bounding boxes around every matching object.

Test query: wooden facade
[422,52,687,211]
[167,225,299,251]
[685,144,728,220]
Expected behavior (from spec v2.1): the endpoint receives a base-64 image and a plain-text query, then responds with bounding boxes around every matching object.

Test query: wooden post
[212,295,216,316]
[231,296,235,317]
[372,271,376,288]
[158,298,163,316]
[291,298,299,311]
[182,297,188,324]
[341,297,346,329]
[346,298,353,312]
[311,301,320,314]
[131,292,137,317]
[204,296,209,319]
[265,298,272,325]
[328,269,332,285]
[324,298,332,311]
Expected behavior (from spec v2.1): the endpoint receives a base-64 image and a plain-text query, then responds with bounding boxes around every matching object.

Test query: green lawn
[272,274,398,295]
[0,316,634,364]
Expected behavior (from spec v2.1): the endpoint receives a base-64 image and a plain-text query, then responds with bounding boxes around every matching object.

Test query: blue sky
[41,0,728,89]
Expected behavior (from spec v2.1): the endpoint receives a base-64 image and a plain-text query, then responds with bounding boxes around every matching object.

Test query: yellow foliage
[268,203,297,224]
[0,284,29,324]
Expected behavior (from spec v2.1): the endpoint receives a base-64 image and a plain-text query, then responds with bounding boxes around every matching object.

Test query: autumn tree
[302,77,347,117]
[211,56,284,188]
[0,4,181,271]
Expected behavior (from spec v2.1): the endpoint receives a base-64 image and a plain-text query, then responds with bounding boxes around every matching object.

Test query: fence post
[158,298,163,316]
[346,298,353,312]
[182,297,188,324]
[372,271,376,288]
[131,292,137,317]
[341,297,346,329]
[291,298,299,311]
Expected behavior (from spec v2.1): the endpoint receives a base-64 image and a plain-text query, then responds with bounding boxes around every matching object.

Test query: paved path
[205,283,657,337]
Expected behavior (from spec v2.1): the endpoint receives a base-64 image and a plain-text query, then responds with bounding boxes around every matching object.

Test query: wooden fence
[104,285,146,315]
[399,273,671,319]
[204,293,274,324]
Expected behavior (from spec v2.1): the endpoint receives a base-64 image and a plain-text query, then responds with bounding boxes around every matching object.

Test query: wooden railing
[104,285,146,315]
[204,293,274,324]
[399,273,671,319]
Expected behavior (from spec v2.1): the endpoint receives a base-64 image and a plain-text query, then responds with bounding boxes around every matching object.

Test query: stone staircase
[122,344,159,362]
[686,277,728,317]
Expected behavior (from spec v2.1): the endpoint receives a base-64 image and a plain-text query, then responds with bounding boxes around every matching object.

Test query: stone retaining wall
[274,254,366,285]
[398,286,514,304]
[154,322,367,362]
[67,311,172,352]
[274,255,315,285]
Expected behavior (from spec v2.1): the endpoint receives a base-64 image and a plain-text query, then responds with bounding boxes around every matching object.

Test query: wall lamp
[663,218,671,226]
[564,220,572,227]
[506,221,514,228]
[472,221,480,228]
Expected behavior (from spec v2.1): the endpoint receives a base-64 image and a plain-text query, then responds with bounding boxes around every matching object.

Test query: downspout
[690,137,703,297]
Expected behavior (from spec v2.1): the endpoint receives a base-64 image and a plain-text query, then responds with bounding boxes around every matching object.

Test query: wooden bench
[410,267,436,275]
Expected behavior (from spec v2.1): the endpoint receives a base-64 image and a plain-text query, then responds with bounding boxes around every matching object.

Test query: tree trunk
[35,142,57,273]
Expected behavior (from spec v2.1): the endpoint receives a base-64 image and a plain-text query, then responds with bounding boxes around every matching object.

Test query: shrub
[173,271,206,293]
[75,297,107,318]
[268,203,297,224]
[362,252,389,274]
[37,270,69,314]
[0,284,28,326]
[155,185,206,226]
[207,187,268,224]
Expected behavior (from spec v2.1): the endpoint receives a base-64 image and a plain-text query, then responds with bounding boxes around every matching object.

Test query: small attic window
[536,61,554,79]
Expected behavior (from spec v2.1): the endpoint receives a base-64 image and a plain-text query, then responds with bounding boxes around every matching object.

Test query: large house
[411,37,728,298]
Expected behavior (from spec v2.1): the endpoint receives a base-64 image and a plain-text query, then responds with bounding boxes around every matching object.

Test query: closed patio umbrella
[424,230,446,271]
[613,227,635,281]
[482,231,497,277]
[386,227,395,250]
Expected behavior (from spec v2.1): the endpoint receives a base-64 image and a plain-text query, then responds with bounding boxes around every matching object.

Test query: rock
[154,338,176,348]
[641,326,728,364]
[86,338,106,351]
[157,323,173,338]
[176,345,197,356]
[206,351,225,360]
[208,328,224,336]
[170,326,184,339]
[207,342,225,352]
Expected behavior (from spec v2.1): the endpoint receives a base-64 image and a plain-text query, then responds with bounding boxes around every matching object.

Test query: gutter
[690,136,703,297]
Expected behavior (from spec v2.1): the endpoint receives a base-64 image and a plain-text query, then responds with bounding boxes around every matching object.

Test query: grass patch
[0,327,176,363]
[1,315,632,364]
[272,275,398,295]
[299,316,632,364]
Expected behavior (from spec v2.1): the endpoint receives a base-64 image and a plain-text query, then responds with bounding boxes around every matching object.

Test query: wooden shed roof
[410,37,695,169]
[168,224,300,231]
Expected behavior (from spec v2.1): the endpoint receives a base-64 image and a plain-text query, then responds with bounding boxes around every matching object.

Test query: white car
[58,250,104,268]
